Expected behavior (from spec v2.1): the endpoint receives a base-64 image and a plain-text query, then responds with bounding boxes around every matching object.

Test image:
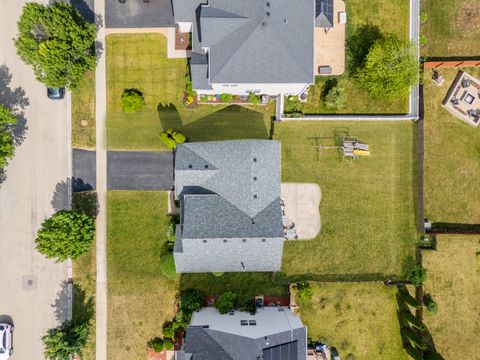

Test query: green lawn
[73,246,96,360]
[423,0,480,57]
[422,236,480,359]
[106,34,273,150]
[107,191,286,359]
[299,0,410,115]
[294,282,408,360]
[72,71,95,149]
[275,121,417,279]
[424,67,480,223]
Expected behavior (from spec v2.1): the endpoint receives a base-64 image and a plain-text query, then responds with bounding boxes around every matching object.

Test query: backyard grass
[73,245,96,360]
[274,121,417,278]
[294,282,408,360]
[107,191,286,359]
[422,236,480,359]
[72,71,95,149]
[423,0,480,57]
[299,0,410,115]
[106,34,273,150]
[424,67,480,223]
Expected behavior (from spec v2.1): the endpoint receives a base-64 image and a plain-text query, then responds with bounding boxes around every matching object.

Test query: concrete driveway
[105,0,174,28]
[0,1,69,359]
[107,151,173,190]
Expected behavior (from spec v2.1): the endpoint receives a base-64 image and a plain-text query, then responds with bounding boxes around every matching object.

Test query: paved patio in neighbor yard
[314,0,345,75]
[281,183,321,240]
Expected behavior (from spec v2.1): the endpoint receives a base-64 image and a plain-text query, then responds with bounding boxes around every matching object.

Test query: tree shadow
[157,104,269,142]
[346,23,384,75]
[51,180,70,211]
[51,281,94,324]
[52,281,70,322]
[0,64,29,146]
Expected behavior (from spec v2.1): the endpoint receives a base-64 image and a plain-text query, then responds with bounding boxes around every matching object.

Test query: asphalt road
[105,0,174,28]
[0,1,69,360]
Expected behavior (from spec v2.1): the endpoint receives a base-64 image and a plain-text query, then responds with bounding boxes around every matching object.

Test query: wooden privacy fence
[424,60,480,69]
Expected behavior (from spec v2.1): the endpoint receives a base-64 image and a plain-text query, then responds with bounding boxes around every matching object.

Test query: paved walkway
[94,0,107,359]
[0,1,70,359]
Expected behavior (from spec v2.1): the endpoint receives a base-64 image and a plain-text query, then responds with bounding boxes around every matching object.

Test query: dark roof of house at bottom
[174,140,283,239]
[176,326,306,360]
[172,0,314,86]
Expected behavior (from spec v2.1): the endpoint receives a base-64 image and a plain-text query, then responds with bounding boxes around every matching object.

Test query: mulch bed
[175,25,191,50]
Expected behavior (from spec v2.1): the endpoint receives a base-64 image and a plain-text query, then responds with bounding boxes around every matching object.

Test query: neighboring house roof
[173,0,315,85]
[175,140,282,239]
[315,0,334,28]
[182,307,307,360]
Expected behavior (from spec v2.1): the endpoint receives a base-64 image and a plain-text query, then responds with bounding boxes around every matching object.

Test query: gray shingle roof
[174,0,315,85]
[315,0,334,28]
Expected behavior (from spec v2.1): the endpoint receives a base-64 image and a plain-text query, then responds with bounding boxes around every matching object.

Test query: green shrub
[200,95,209,102]
[220,93,233,103]
[408,265,427,287]
[162,322,175,339]
[476,251,480,263]
[238,297,256,315]
[324,85,345,109]
[166,215,178,251]
[248,92,259,104]
[215,291,237,314]
[160,253,177,279]
[149,337,163,352]
[419,35,427,46]
[172,131,186,144]
[295,282,313,302]
[0,105,17,170]
[121,89,144,113]
[424,294,438,313]
[180,289,204,321]
[159,131,178,150]
[163,339,174,351]
[419,12,428,24]
[72,191,98,219]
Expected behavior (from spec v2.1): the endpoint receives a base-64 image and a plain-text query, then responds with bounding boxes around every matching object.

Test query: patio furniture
[318,66,332,75]
[284,228,298,240]
[461,78,471,88]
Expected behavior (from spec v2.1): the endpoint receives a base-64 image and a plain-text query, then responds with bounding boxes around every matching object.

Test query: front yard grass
[294,282,408,359]
[424,67,480,223]
[275,121,417,278]
[422,236,480,359]
[106,34,273,151]
[300,0,410,115]
[107,191,286,359]
[72,71,95,149]
[423,0,480,57]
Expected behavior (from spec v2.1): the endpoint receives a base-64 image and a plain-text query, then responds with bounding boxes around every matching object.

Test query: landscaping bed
[72,71,95,149]
[274,121,417,278]
[423,0,480,57]
[106,34,273,151]
[422,236,480,359]
[293,282,408,359]
[424,67,480,223]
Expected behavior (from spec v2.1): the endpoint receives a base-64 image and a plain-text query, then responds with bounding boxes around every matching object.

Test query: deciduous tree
[0,105,16,170]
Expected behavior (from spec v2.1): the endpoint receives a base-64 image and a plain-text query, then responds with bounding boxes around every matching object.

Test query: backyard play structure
[310,134,370,159]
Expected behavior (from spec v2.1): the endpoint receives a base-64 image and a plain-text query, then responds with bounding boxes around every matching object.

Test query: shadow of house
[158,104,269,142]
[0,64,29,147]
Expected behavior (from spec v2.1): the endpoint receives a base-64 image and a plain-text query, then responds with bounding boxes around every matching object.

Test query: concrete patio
[281,183,321,240]
[314,0,346,76]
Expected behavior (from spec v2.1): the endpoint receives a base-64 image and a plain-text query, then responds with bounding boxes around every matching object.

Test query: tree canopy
[356,37,419,100]
[43,320,90,360]
[0,105,17,170]
[35,210,95,261]
[14,1,97,89]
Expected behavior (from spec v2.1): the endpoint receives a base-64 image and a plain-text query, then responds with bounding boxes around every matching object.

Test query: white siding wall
[198,83,310,96]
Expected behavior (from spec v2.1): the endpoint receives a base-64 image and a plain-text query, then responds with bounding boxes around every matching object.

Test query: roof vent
[266,2,270,6]
[253,176,257,181]
[188,164,193,169]
[262,21,267,27]
[253,194,257,199]
[284,18,288,24]
[204,164,209,168]
[229,310,235,316]
[253,157,257,162]
[266,11,270,16]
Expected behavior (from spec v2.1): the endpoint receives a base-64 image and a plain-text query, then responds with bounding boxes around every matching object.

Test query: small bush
[72,191,98,218]
[215,291,237,314]
[419,12,428,24]
[162,322,175,339]
[419,35,427,46]
[408,265,427,287]
[159,129,187,150]
[424,294,438,313]
[160,253,177,279]
[148,337,163,352]
[180,289,204,321]
[171,131,186,144]
[121,89,144,113]
[220,93,233,103]
[248,92,259,105]
[163,339,174,351]
[324,85,345,109]
[295,282,313,302]
[238,297,257,315]
[166,215,178,251]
